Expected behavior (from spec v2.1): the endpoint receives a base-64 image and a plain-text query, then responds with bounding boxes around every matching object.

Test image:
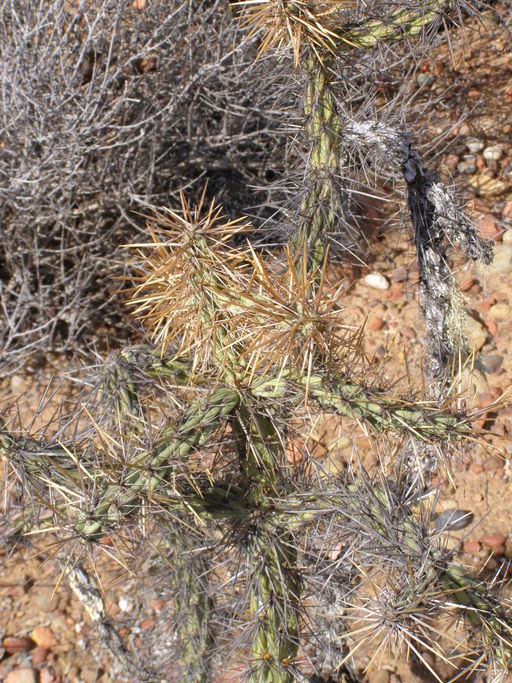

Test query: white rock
[502,229,512,245]
[489,245,512,274]
[466,136,484,153]
[464,315,487,351]
[119,596,135,613]
[483,145,503,162]
[363,272,390,290]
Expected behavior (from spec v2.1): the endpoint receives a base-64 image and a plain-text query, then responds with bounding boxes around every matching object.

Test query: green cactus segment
[235,404,281,505]
[292,55,340,271]
[76,386,239,537]
[249,535,300,683]
[339,2,450,52]
[305,375,464,440]
[251,371,466,441]
[442,565,512,669]
[346,484,512,669]
[232,402,300,682]
[140,357,467,443]
[288,0,451,270]
[171,535,215,683]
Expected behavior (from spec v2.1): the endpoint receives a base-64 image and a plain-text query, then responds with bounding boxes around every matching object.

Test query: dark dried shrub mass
[0,0,292,369]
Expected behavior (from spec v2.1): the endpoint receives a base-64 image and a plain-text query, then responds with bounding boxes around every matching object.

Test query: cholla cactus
[1,2,509,682]
[237,0,494,378]
[1,190,510,682]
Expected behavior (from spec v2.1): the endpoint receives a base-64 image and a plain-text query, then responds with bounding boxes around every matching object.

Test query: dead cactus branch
[345,120,493,377]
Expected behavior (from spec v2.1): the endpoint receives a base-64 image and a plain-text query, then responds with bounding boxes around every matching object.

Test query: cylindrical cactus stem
[340,1,451,51]
[292,53,340,273]
[305,374,466,440]
[441,565,512,669]
[251,371,468,441]
[76,386,239,537]
[248,533,300,683]
[0,418,252,538]
[171,534,216,682]
[346,483,512,669]
[234,403,282,505]
[233,403,301,681]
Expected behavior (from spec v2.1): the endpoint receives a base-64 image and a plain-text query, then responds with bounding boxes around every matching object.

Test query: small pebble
[33,590,59,614]
[484,319,497,337]
[469,173,509,197]
[390,265,408,282]
[502,201,512,219]
[39,669,57,683]
[31,647,49,666]
[483,145,503,162]
[478,215,500,240]
[441,154,459,170]
[389,282,404,301]
[417,73,434,87]
[150,599,164,612]
[503,229,512,244]
[488,302,510,320]
[476,153,486,172]
[140,619,156,630]
[464,315,488,351]
[457,160,476,175]
[484,455,503,471]
[10,375,25,391]
[482,534,506,549]
[480,353,504,374]
[458,272,475,292]
[81,670,102,683]
[480,297,496,311]
[118,596,135,613]
[466,136,484,153]
[5,670,38,683]
[400,326,416,340]
[2,637,35,654]
[30,626,54,650]
[463,540,481,554]
[434,509,474,531]
[364,272,390,290]
[368,315,385,331]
